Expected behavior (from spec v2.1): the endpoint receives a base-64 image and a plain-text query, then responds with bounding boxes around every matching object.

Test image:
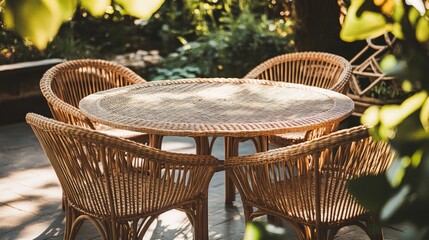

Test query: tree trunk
[293,0,366,59]
[294,0,342,51]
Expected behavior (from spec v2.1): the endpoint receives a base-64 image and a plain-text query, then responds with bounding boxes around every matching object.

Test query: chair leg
[193,200,209,240]
[64,203,73,240]
[62,192,66,211]
[370,228,384,240]
[65,207,84,240]
[129,134,150,145]
[242,203,254,223]
[224,137,239,204]
[365,216,384,240]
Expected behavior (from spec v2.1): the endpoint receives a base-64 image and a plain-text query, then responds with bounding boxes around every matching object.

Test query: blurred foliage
[0,7,156,64]
[1,0,294,79]
[147,0,295,79]
[0,24,43,64]
[341,0,429,239]
[0,0,164,50]
[143,0,294,54]
[368,81,407,100]
[243,221,287,240]
[151,66,201,80]
[145,0,292,53]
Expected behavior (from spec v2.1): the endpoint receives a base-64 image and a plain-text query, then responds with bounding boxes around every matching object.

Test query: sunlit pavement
[0,121,403,239]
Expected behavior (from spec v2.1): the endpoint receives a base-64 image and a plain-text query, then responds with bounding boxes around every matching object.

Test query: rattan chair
[26,113,219,240]
[40,58,149,143]
[244,51,352,147]
[225,125,395,240]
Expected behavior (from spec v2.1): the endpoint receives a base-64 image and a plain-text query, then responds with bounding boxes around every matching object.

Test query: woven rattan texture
[244,51,352,146]
[80,78,354,137]
[40,59,146,134]
[225,125,395,240]
[244,51,351,94]
[26,113,219,239]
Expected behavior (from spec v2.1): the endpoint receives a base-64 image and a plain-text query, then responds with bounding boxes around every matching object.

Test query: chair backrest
[244,51,352,94]
[225,125,395,226]
[40,59,147,128]
[26,113,219,220]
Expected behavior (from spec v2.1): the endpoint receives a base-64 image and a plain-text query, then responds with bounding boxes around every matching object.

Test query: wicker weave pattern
[244,52,351,94]
[79,78,354,137]
[244,52,352,147]
[26,113,219,239]
[225,126,395,240]
[40,59,146,131]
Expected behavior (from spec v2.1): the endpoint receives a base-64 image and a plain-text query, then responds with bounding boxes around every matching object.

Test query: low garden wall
[0,59,64,125]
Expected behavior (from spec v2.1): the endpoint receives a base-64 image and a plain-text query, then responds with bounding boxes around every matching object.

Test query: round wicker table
[79,78,354,203]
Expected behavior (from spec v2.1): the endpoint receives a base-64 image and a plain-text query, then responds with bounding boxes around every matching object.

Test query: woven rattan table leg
[149,134,164,149]
[224,137,239,204]
[194,137,212,155]
[225,136,269,204]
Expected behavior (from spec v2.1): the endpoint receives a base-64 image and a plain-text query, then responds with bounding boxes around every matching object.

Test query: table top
[79,78,354,137]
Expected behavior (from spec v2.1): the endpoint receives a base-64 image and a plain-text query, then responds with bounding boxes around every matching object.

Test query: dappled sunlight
[144,210,193,240]
[79,79,353,138]
[0,196,39,214]
[94,81,336,124]
[16,220,63,240]
[162,136,196,154]
[195,85,240,100]
[0,121,64,239]
[0,168,62,204]
[0,122,404,239]
[133,91,193,102]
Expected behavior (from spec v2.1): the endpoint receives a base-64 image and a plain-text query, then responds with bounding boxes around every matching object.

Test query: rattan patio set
[27,51,395,240]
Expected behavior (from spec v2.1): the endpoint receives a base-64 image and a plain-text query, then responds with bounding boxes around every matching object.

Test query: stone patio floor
[0,121,404,239]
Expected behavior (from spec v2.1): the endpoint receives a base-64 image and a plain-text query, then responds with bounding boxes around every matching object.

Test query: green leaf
[381,59,407,79]
[58,0,78,21]
[416,17,429,42]
[380,91,427,128]
[381,184,410,220]
[244,221,287,240]
[420,96,429,131]
[392,0,404,22]
[361,105,380,127]
[340,0,392,42]
[408,7,421,25]
[391,22,404,39]
[79,0,110,17]
[348,175,394,213]
[410,149,423,168]
[380,54,397,71]
[402,80,414,92]
[3,0,76,50]
[244,222,264,240]
[386,157,407,187]
[115,0,165,19]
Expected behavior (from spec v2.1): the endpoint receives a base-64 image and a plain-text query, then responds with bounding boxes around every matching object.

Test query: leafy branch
[0,0,165,49]
[341,0,429,238]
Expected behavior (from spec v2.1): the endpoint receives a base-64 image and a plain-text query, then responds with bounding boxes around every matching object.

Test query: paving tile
[0,205,64,240]
[0,122,402,240]
[0,122,36,151]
